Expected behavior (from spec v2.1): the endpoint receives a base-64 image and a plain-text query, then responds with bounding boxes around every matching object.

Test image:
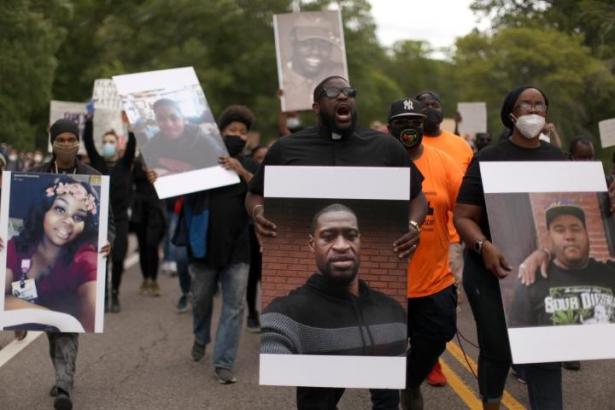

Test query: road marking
[440,357,483,409]
[0,252,140,369]
[0,331,44,367]
[446,341,526,410]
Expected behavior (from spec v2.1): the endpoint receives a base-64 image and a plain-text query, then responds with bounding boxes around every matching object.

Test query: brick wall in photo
[261,198,408,309]
[530,192,612,262]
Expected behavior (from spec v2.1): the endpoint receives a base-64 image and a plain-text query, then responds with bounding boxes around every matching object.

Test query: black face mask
[391,125,423,149]
[224,135,246,157]
[423,108,443,134]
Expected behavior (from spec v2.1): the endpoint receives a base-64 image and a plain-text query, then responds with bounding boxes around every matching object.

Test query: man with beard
[261,203,407,354]
[261,204,407,407]
[247,76,427,410]
[247,76,426,259]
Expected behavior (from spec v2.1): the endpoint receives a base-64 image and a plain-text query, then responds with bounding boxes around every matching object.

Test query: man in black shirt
[247,76,427,260]
[510,202,615,327]
[246,76,427,410]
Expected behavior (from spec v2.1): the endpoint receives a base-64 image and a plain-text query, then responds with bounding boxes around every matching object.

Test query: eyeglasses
[317,86,357,100]
[515,102,547,113]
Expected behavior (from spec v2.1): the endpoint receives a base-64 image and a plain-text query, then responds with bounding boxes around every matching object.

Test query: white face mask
[514,114,545,139]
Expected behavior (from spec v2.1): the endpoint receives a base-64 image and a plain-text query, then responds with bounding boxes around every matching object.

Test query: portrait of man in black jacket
[261,203,407,356]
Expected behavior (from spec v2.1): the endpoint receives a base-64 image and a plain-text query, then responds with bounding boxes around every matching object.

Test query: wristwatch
[474,239,486,255]
[408,220,421,234]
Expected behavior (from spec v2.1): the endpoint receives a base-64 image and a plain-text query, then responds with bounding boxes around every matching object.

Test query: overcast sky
[367,0,490,54]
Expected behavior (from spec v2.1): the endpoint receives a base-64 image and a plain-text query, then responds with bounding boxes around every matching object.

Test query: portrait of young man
[509,202,615,328]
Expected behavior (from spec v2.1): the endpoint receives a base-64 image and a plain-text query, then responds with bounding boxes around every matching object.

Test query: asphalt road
[1,250,614,409]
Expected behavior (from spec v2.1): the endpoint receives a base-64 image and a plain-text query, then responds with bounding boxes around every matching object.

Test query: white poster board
[599,118,615,149]
[457,102,487,136]
[112,67,238,198]
[274,10,349,112]
[0,172,109,333]
[49,100,88,154]
[482,161,615,364]
[92,79,122,110]
[260,166,409,388]
[92,79,127,152]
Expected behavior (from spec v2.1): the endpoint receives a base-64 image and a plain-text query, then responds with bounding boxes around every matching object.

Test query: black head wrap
[500,86,549,130]
[49,119,80,143]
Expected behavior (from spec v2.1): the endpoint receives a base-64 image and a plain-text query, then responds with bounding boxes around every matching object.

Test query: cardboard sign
[274,10,349,112]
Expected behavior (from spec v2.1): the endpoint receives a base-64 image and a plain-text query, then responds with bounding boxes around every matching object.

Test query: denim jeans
[191,261,249,369]
[166,211,190,294]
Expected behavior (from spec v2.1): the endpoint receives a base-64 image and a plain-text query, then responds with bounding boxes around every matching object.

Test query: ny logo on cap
[403,99,414,111]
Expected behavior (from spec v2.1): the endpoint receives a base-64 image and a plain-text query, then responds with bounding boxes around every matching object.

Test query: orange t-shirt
[407,145,462,298]
[422,129,473,243]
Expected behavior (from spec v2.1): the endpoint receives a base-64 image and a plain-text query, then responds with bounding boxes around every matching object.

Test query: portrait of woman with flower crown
[3,174,102,332]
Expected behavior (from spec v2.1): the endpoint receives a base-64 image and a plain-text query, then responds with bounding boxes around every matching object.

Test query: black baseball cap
[388,98,425,122]
[545,201,586,228]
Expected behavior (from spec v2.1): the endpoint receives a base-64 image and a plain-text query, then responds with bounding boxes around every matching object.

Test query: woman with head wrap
[453,86,566,409]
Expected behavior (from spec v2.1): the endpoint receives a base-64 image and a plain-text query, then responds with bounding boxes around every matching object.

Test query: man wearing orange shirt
[388,98,461,410]
[416,91,473,386]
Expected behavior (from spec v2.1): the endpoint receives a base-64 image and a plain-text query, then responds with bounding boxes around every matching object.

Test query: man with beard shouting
[246,76,427,410]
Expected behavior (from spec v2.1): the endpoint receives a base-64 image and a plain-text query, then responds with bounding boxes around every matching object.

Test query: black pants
[111,219,129,293]
[134,222,160,281]
[463,251,562,408]
[406,284,458,388]
[246,225,261,316]
[296,387,398,410]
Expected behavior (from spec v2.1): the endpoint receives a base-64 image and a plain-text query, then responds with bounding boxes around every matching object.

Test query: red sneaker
[426,361,447,387]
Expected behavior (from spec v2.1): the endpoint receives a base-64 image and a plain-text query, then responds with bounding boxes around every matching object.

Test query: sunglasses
[317,86,357,100]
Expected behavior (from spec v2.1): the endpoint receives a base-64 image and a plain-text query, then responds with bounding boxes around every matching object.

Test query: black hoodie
[261,273,407,356]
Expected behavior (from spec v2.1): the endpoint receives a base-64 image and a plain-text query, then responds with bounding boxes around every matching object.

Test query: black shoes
[110,292,121,313]
[53,387,72,410]
[192,341,206,362]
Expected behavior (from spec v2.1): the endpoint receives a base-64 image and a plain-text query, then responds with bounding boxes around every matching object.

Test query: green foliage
[453,26,615,151]
[384,40,460,117]
[3,0,615,155]
[0,0,72,149]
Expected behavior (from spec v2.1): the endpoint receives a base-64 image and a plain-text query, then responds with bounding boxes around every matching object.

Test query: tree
[453,26,615,150]
[0,0,72,149]
[471,0,615,62]
[385,40,460,118]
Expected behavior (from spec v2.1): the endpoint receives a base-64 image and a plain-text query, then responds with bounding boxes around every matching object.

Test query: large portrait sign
[0,172,110,333]
[482,161,615,364]
[49,100,88,154]
[112,67,238,198]
[259,166,409,389]
[274,10,349,112]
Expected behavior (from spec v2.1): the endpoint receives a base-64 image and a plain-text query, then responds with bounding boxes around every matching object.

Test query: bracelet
[542,247,552,260]
[408,220,421,234]
[251,204,264,219]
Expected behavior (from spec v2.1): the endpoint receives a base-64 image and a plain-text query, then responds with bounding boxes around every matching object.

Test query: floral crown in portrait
[46,180,97,215]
